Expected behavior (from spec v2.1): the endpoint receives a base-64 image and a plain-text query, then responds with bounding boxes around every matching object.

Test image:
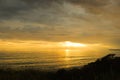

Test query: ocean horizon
[0,50,108,70]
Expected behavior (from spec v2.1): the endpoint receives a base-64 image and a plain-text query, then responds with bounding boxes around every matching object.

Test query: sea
[0,50,108,71]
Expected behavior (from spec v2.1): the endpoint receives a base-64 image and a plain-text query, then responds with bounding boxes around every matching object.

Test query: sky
[0,0,120,51]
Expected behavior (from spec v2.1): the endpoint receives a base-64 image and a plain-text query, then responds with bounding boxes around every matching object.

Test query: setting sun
[61,41,87,48]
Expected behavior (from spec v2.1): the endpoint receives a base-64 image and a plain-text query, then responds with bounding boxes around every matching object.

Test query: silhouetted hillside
[0,54,120,80]
[55,54,120,80]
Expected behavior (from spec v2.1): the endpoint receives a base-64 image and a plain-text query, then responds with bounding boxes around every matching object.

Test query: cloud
[67,0,110,6]
[0,0,120,47]
[0,0,119,20]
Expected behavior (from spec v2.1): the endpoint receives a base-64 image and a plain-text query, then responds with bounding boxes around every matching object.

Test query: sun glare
[61,41,87,48]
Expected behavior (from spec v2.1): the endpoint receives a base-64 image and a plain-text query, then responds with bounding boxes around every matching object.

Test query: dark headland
[0,53,120,80]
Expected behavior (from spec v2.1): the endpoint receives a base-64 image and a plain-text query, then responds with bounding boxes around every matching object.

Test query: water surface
[0,49,108,70]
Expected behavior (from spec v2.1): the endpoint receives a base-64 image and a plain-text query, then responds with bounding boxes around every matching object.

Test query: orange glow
[0,40,110,54]
[60,41,87,48]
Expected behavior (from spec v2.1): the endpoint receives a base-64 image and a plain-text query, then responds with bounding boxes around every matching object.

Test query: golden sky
[0,0,120,52]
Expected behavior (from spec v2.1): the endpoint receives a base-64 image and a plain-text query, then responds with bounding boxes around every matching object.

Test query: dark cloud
[0,0,111,18]
[67,0,110,6]
[0,0,26,20]
[0,0,118,20]
[0,0,61,17]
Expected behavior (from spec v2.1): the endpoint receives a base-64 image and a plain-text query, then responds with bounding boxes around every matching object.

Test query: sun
[61,41,87,48]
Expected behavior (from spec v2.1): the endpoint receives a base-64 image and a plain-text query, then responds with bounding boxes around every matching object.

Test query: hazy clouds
[0,0,120,47]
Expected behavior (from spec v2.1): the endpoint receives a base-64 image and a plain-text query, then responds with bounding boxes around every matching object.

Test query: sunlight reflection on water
[0,49,108,70]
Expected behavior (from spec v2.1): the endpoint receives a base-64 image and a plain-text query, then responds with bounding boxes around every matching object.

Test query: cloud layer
[0,0,120,47]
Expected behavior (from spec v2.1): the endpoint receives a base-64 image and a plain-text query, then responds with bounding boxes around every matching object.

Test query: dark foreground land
[0,54,120,80]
